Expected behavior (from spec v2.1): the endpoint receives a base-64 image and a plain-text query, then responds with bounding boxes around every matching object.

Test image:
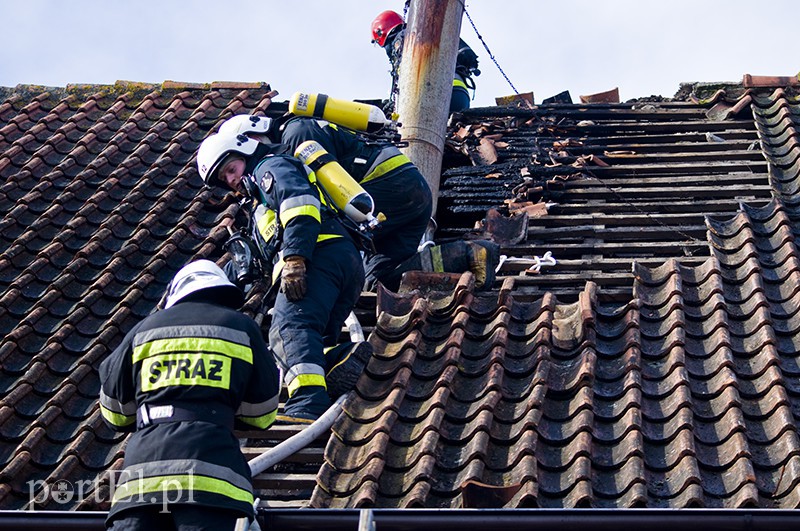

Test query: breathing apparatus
[288,92,404,146]
[294,140,382,235]
[223,227,263,288]
[204,112,385,259]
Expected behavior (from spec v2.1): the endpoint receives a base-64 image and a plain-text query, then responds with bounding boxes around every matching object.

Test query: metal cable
[404,0,520,96]
[460,1,520,95]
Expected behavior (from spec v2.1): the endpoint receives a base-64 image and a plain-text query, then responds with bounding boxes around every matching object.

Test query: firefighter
[196,128,372,424]
[371,9,481,113]
[98,259,280,530]
[218,113,500,293]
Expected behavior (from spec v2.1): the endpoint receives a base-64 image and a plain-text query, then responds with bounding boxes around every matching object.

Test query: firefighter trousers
[269,238,364,405]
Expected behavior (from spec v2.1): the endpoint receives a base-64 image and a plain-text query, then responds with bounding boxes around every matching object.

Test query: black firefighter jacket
[98,300,280,521]
[280,116,413,187]
[244,151,353,285]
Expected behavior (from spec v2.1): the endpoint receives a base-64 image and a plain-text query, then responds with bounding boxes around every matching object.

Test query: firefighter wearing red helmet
[371,9,480,113]
[371,9,404,47]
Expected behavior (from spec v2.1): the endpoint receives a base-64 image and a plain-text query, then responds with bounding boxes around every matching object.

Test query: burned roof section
[438,84,795,303]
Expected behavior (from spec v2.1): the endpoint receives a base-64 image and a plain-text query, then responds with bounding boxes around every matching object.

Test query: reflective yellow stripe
[238,410,277,429]
[133,337,253,364]
[280,204,321,226]
[362,154,412,184]
[272,256,285,285]
[431,245,444,272]
[100,405,135,427]
[257,209,278,240]
[453,78,468,90]
[99,389,137,416]
[317,234,342,243]
[287,373,327,397]
[140,353,231,392]
[112,474,253,506]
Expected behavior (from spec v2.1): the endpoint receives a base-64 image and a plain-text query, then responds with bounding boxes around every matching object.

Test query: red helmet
[371,10,404,47]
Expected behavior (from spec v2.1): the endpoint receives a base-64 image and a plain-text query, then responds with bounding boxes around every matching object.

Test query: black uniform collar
[244,142,291,174]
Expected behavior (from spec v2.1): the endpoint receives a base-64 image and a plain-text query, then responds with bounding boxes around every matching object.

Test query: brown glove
[281,255,307,301]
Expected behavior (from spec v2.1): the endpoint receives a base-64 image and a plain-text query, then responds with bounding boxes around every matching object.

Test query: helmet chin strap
[241,173,259,198]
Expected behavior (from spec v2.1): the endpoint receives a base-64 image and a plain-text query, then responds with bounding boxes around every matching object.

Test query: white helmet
[219,114,274,138]
[164,259,244,309]
[196,132,258,186]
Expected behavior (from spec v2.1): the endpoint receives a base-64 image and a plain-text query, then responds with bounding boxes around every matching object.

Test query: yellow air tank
[290,92,389,133]
[294,140,379,228]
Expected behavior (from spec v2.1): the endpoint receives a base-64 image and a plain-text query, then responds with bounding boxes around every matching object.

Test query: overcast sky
[2,0,798,107]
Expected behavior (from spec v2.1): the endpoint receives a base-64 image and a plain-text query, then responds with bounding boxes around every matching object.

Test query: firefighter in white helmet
[221,110,500,292]
[99,259,280,529]
[196,126,372,424]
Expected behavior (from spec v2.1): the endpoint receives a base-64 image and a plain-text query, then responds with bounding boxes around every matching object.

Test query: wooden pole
[395,0,464,217]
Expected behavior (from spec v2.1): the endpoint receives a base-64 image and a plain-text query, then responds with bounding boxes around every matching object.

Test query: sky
[1,0,798,107]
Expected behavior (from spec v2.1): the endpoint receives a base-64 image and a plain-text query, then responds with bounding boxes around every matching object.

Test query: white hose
[345,311,365,343]
[496,251,557,274]
[248,392,348,476]
[239,393,349,530]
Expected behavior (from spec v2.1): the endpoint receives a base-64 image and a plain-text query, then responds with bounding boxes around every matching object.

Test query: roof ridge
[0,84,66,102]
[0,80,273,102]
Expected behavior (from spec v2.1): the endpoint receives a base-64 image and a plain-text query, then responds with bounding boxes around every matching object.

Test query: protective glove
[281,255,307,301]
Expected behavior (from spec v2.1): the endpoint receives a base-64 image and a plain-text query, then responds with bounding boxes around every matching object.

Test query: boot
[276,385,331,425]
[467,240,500,290]
[325,342,373,400]
[388,240,499,291]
